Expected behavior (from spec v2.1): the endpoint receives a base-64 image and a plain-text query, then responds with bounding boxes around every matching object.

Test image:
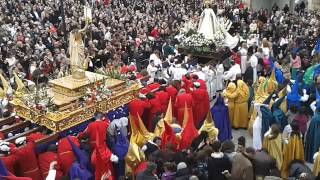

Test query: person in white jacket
[249,54,258,83]
[223,61,241,82]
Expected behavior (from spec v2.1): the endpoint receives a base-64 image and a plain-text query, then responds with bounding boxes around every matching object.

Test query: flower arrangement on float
[83,78,114,106]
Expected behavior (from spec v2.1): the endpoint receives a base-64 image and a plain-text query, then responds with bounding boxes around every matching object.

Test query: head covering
[113,130,129,160]
[237,80,249,98]
[224,82,237,99]
[179,104,198,150]
[199,111,218,141]
[0,73,9,97]
[13,71,26,97]
[67,137,90,169]
[177,162,187,170]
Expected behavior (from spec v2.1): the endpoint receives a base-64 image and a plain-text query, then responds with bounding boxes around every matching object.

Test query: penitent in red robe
[38,151,63,179]
[174,93,194,126]
[128,98,150,125]
[15,142,42,180]
[146,97,162,131]
[57,136,80,175]
[166,85,178,103]
[192,88,210,127]
[82,120,110,149]
[155,90,170,114]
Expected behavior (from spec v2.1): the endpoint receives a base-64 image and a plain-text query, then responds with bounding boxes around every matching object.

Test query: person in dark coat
[136,162,158,180]
[253,149,277,179]
[208,141,232,180]
[142,137,162,160]
[175,162,191,180]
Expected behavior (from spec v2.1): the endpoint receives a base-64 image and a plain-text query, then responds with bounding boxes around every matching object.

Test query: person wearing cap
[136,162,158,180]
[175,162,191,180]
[191,82,209,128]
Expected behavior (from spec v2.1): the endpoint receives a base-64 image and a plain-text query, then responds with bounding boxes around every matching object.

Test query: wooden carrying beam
[5,126,43,143]
[0,116,15,128]
[35,133,59,148]
[0,121,31,135]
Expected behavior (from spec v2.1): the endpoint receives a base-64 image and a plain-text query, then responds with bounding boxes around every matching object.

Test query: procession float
[8,6,140,133]
[177,0,239,64]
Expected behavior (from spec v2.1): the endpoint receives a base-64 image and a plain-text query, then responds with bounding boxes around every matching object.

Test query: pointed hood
[129,114,147,147]
[199,111,219,141]
[13,71,26,97]
[266,68,278,93]
[164,98,173,124]
[137,114,154,141]
[255,77,268,103]
[179,103,198,150]
[154,119,164,137]
[182,102,189,127]
[114,130,129,160]
[0,73,9,96]
[67,137,89,169]
[160,121,177,149]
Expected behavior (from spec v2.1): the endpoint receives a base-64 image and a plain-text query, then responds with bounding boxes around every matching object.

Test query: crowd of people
[0,0,320,179]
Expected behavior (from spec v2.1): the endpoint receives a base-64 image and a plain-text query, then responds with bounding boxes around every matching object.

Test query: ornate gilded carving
[10,82,139,132]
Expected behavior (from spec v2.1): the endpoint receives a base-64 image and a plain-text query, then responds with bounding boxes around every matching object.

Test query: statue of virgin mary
[198,1,218,40]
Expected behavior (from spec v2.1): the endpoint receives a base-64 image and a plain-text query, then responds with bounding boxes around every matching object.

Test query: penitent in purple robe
[210,95,232,141]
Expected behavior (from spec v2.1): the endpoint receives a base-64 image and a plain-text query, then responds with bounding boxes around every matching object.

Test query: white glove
[15,136,27,145]
[286,85,292,93]
[300,94,309,102]
[110,154,119,163]
[310,101,317,113]
[264,127,272,137]
[0,144,10,152]
[0,141,10,146]
[141,145,147,152]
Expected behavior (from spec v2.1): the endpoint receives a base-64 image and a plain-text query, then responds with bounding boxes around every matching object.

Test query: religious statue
[198,0,218,39]
[69,26,90,80]
[69,5,92,80]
